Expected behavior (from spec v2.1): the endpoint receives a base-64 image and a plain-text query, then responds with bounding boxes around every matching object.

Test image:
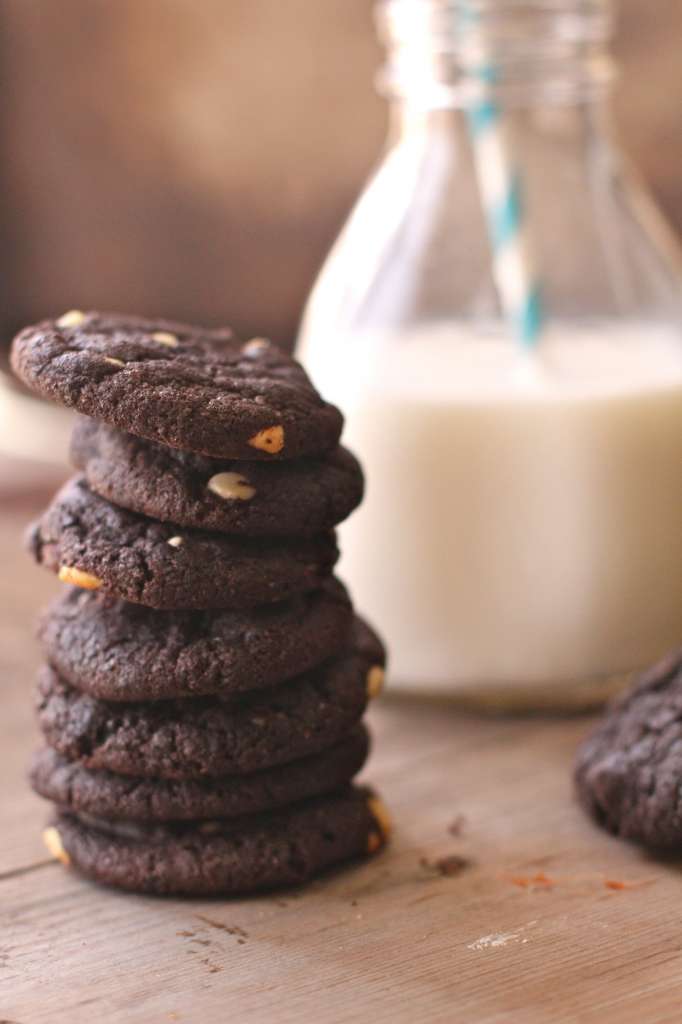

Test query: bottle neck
[385,84,614,147]
[376,0,616,113]
[378,0,620,234]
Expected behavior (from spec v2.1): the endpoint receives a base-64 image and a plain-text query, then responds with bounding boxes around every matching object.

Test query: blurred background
[1,0,681,355]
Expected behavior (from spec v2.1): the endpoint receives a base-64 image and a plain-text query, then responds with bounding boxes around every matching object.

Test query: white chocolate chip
[242,337,270,357]
[58,566,103,590]
[247,425,284,454]
[150,331,179,348]
[167,536,184,548]
[207,471,256,502]
[43,826,71,866]
[103,357,125,367]
[56,309,86,328]
[366,665,385,700]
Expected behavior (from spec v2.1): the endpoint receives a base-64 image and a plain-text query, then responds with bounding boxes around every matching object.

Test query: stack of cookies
[11,311,390,897]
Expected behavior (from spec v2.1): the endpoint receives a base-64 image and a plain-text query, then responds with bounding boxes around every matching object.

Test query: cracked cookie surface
[39,577,353,701]
[31,725,369,822]
[575,649,682,849]
[70,417,363,537]
[37,618,385,779]
[48,785,385,895]
[28,476,338,609]
[11,312,343,459]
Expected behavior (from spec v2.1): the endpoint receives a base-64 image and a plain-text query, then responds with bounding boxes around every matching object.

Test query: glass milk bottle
[297,0,682,709]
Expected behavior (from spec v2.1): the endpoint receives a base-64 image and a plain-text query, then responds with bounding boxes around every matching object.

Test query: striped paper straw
[458,3,544,349]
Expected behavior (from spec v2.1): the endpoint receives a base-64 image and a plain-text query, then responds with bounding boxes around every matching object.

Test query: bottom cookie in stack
[42,788,389,896]
[35,729,389,896]
[32,619,390,895]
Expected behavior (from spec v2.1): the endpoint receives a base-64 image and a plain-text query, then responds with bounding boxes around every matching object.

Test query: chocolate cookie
[37,618,385,779]
[39,578,353,701]
[31,725,370,822]
[575,649,682,849]
[11,312,343,459]
[71,418,364,537]
[43,785,390,895]
[28,477,338,610]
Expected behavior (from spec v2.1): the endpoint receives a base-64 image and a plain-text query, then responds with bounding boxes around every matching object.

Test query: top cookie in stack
[12,310,344,459]
[12,310,391,897]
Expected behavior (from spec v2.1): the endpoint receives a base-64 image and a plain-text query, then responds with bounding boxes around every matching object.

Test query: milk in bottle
[307,324,682,701]
[297,0,682,707]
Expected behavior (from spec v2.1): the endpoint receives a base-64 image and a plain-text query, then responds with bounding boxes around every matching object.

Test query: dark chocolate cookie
[39,578,353,701]
[70,418,364,537]
[37,618,385,779]
[31,725,370,822]
[11,312,343,459]
[42,785,390,895]
[575,649,682,849]
[28,477,338,610]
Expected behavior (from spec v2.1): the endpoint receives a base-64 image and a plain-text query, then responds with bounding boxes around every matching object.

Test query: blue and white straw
[458,3,544,349]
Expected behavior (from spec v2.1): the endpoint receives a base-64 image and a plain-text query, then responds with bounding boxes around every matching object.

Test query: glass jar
[296,0,682,710]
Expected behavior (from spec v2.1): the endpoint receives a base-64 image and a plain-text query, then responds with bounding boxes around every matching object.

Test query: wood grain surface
[2,496,682,1024]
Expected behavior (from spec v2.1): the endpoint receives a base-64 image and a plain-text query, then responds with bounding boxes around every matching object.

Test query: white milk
[302,323,682,696]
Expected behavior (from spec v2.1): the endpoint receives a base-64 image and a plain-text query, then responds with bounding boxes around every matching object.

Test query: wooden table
[3,494,682,1024]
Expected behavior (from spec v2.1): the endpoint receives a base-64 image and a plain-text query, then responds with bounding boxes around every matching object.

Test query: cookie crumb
[507,872,555,889]
[195,915,248,938]
[420,854,472,878]
[604,878,655,891]
[436,854,471,877]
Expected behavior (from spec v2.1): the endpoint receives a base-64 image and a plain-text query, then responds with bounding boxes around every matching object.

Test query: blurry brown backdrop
[1,0,681,349]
